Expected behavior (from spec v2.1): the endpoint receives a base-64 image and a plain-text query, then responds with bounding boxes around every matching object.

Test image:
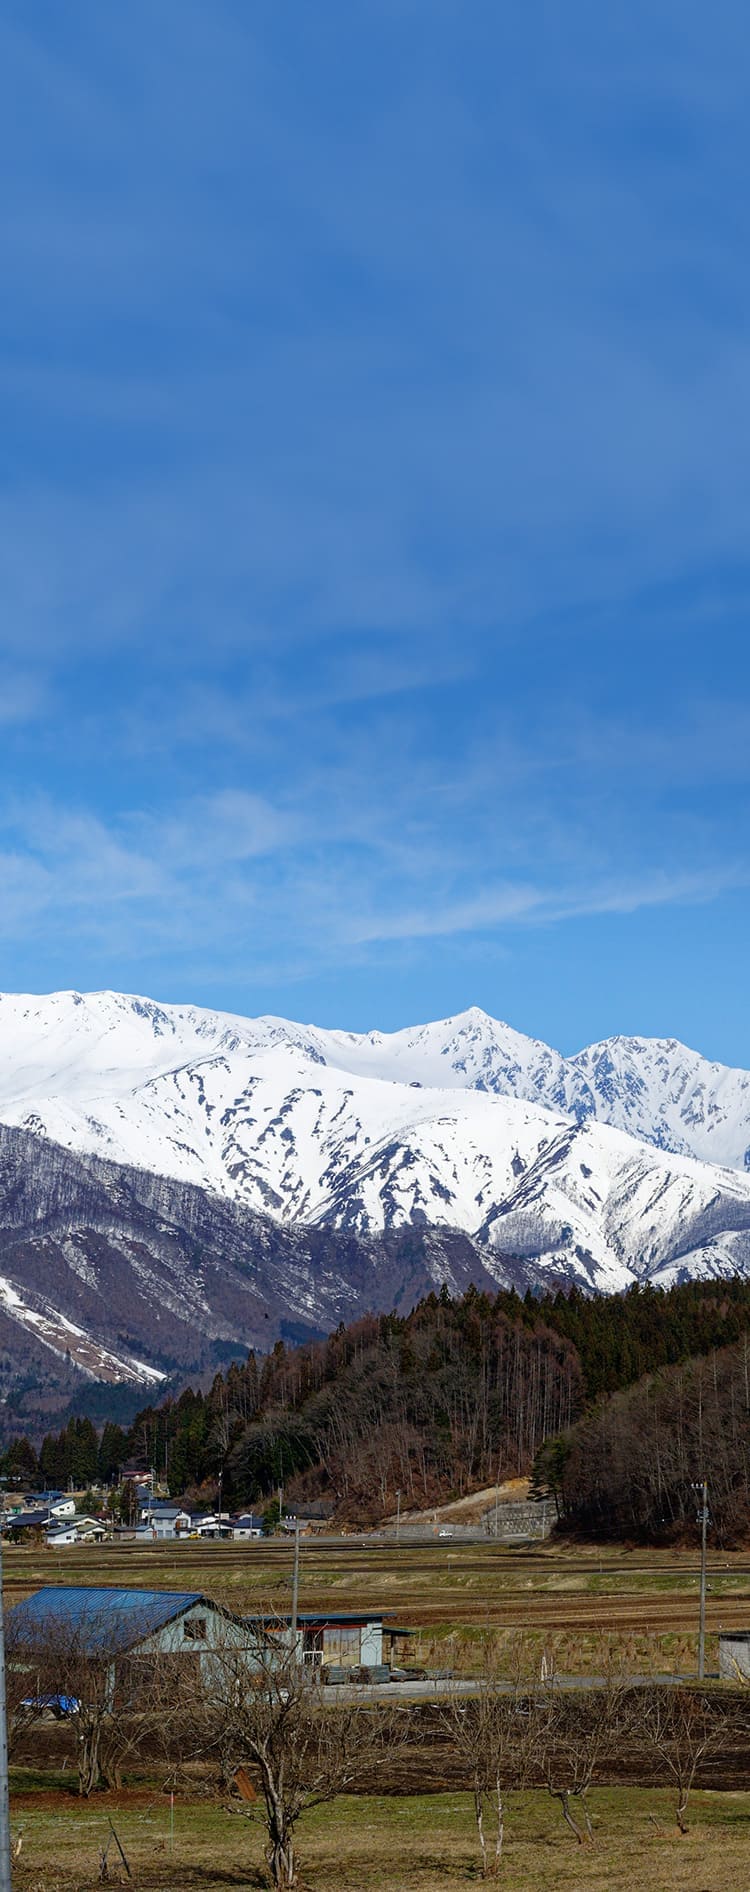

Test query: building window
[183,1617,207,1641]
[323,1625,361,1663]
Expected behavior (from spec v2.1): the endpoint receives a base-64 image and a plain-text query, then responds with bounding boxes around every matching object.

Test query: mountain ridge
[0,986,749,1388]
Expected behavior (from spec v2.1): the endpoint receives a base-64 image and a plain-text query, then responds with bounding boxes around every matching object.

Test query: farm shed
[252,1611,411,1671]
[7,1586,251,1699]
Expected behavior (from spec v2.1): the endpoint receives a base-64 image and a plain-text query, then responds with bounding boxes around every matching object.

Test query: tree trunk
[473,1787,488,1877]
[579,1792,594,1841]
[267,1829,297,1889]
[77,1723,102,1797]
[265,1781,298,1889]
[493,1777,505,1872]
[549,1787,585,1843]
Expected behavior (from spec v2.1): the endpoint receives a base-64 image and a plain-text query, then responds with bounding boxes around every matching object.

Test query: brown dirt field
[6,1538,750,1664]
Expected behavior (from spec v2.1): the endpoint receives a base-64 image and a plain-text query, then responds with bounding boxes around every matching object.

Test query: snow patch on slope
[1,990,750,1293]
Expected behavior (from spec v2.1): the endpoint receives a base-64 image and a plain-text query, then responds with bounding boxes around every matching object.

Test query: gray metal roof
[8,1586,207,1654]
[140,1502,188,1515]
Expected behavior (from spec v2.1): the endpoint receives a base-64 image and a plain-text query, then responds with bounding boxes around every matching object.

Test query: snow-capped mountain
[0,990,750,1303]
[0,1119,500,1415]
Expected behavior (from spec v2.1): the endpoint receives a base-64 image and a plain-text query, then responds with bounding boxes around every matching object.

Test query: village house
[45,1523,78,1548]
[3,1507,52,1538]
[232,1513,265,1539]
[73,1517,108,1543]
[136,1501,192,1540]
[7,1586,252,1698]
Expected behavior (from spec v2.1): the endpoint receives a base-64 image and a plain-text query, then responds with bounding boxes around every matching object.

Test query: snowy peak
[1,989,750,1297]
[1,989,748,1171]
[564,1033,750,1170]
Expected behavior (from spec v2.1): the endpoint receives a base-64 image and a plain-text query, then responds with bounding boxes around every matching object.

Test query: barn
[8,1588,413,1694]
[7,1585,250,1700]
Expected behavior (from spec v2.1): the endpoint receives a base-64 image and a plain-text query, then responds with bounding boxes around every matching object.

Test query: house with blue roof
[7,1586,251,1700]
[136,1500,192,1540]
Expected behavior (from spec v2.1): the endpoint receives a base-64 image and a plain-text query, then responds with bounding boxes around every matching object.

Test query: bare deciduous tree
[534,1669,635,1845]
[184,1628,400,1890]
[438,1647,538,1878]
[640,1686,720,1833]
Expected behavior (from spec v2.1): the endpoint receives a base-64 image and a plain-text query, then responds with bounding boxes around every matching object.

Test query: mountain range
[1,988,750,1425]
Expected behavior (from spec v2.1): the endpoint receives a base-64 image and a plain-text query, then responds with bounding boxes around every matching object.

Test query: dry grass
[9,1784,750,1891]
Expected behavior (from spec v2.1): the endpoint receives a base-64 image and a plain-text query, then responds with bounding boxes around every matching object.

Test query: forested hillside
[7,1276,750,1534]
[539,1336,750,1544]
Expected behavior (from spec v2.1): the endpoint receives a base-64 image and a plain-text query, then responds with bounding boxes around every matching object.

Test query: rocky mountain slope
[0,1120,503,1422]
[1,989,750,1419]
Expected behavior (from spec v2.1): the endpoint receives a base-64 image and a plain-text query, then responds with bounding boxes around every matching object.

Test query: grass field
[6,1540,750,1887]
[8,1779,750,1891]
[6,1535,750,1676]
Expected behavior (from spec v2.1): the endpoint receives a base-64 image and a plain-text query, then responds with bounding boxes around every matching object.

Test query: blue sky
[1,1,749,1061]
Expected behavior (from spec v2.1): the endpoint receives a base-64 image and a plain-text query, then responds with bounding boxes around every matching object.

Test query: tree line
[536,1332,750,1543]
[6,1276,750,1523]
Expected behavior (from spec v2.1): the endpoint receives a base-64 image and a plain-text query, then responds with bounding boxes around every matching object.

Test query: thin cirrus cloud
[0,789,743,976]
[344,865,750,948]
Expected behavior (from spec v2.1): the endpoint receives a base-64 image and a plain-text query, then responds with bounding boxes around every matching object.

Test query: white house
[194,1513,233,1538]
[45,1524,78,1547]
[232,1513,264,1540]
[137,1503,192,1541]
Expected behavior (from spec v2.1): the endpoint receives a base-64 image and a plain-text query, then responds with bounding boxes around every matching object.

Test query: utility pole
[0,1508,13,1891]
[290,1519,300,1658]
[697,1478,709,1681]
[395,1490,401,1544]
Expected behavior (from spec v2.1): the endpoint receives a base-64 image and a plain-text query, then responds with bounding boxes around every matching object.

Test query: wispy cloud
[0,779,744,993]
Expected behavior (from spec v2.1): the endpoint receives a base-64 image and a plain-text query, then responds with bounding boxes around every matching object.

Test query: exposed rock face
[0,1121,505,1425]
